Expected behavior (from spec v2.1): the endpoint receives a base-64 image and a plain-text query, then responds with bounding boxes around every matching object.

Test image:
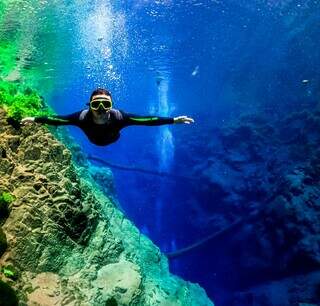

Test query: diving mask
[90,97,112,110]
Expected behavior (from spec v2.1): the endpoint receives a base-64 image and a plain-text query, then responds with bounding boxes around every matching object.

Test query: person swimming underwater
[20,88,194,146]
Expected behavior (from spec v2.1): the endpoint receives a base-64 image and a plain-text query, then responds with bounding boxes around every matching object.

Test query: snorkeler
[20,88,194,146]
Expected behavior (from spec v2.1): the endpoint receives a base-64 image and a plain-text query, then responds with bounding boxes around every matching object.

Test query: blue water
[9,0,320,304]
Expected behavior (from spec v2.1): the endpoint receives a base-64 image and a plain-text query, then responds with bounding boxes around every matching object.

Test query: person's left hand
[173,115,194,124]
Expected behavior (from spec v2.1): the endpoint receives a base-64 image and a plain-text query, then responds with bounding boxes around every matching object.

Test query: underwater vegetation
[0,80,53,122]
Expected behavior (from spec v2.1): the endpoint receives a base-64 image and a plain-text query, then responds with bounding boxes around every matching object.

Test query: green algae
[0,80,53,121]
[0,192,14,204]
[1,265,19,281]
[0,2,55,121]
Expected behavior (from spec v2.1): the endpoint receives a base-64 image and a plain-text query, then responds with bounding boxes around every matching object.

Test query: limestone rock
[94,261,141,305]
[27,272,62,306]
[0,108,214,305]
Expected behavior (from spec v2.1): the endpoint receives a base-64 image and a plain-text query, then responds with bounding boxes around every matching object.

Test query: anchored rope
[88,155,283,259]
[87,154,199,182]
[165,191,280,259]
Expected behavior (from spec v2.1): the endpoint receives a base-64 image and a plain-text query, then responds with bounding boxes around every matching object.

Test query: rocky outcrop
[0,108,213,305]
[204,154,320,305]
[173,109,320,305]
[227,271,320,306]
[177,110,320,231]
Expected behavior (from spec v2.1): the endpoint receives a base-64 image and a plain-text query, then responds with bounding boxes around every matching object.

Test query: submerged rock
[93,261,141,304]
[0,279,18,306]
[0,108,213,305]
[173,108,320,304]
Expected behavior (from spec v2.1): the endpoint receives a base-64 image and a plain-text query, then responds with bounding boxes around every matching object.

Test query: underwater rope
[165,217,247,258]
[87,155,199,182]
[166,190,281,258]
[88,156,282,259]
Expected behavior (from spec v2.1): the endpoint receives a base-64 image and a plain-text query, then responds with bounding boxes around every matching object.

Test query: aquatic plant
[0,80,53,121]
[1,265,19,281]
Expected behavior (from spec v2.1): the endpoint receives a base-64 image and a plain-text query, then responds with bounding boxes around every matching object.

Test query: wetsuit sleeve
[34,111,81,126]
[119,110,174,127]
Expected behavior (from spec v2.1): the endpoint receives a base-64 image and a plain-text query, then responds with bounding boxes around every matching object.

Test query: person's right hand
[20,117,35,125]
[173,115,194,124]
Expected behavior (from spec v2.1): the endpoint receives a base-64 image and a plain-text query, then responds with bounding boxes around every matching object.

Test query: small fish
[302,79,309,83]
[98,37,103,41]
[191,65,199,76]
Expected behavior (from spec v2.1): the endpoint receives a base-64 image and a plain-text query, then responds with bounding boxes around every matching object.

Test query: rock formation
[172,108,320,305]
[0,108,213,306]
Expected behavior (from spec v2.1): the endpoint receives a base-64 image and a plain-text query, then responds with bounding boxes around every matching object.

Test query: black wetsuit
[35,109,174,146]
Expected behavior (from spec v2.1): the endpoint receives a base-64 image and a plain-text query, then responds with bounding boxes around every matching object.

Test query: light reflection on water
[0,0,313,81]
[0,0,217,94]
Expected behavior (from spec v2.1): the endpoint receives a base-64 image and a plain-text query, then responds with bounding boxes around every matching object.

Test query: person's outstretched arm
[120,111,194,127]
[20,111,82,126]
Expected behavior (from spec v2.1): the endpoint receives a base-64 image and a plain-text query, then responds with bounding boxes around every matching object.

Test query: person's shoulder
[79,108,90,121]
[110,108,124,120]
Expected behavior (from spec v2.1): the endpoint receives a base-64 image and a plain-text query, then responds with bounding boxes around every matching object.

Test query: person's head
[89,88,113,114]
